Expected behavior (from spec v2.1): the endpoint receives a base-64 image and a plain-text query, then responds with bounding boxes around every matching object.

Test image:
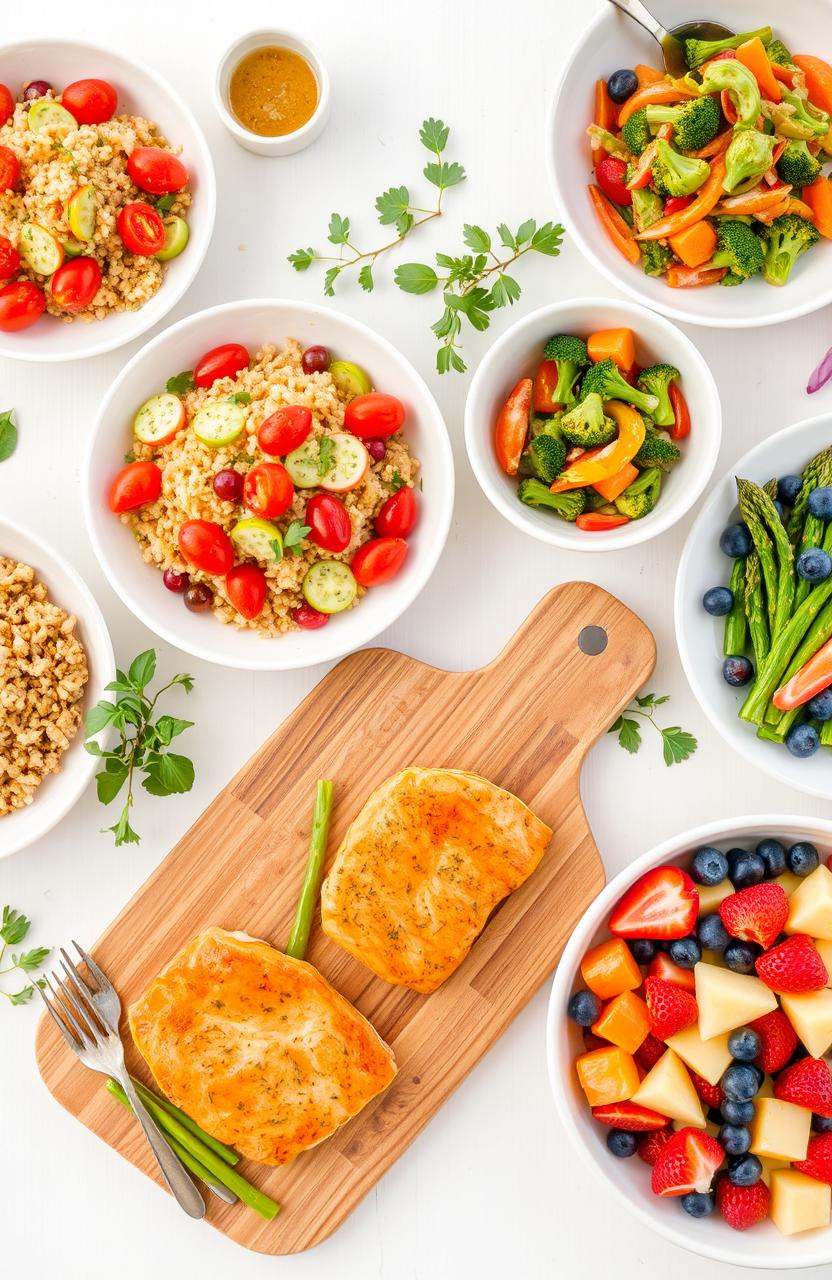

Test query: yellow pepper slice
[550,401,646,493]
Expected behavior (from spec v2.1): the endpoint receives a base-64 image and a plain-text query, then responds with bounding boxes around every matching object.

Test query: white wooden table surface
[3,1,831,1275]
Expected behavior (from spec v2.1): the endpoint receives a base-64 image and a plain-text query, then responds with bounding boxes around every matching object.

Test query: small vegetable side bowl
[0,38,216,362]
[676,412,832,799]
[547,0,832,329]
[464,298,721,551]
[548,814,832,1269]
[83,298,454,672]
[0,518,115,858]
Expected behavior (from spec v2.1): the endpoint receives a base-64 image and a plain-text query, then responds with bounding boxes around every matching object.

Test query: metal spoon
[605,0,734,77]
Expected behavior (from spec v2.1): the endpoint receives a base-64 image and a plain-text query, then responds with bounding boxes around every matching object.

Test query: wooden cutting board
[35,582,654,1254]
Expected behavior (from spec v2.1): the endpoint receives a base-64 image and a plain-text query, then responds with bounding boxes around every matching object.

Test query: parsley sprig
[0,907,51,1006]
[609,693,698,767]
[271,521,310,563]
[84,649,196,846]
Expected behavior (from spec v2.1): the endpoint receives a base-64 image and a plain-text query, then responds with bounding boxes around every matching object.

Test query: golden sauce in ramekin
[228,46,318,138]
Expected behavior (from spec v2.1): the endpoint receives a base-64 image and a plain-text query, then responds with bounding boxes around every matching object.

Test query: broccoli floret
[644,96,722,151]
[614,467,663,519]
[766,38,794,67]
[631,184,664,234]
[699,60,762,131]
[640,240,675,277]
[584,488,614,512]
[581,358,660,415]
[621,107,652,156]
[760,212,821,286]
[586,124,631,160]
[541,334,589,407]
[684,26,772,70]
[530,413,563,440]
[636,364,680,428]
[763,88,830,140]
[651,138,710,197]
[723,130,776,193]
[519,433,567,484]
[776,139,823,187]
[559,393,617,448]
[632,434,682,469]
[706,218,765,281]
[517,478,587,521]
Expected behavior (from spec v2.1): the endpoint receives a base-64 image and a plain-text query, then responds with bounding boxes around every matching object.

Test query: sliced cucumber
[230,517,282,562]
[65,183,97,241]
[329,360,372,398]
[319,434,369,493]
[192,400,246,447]
[284,438,323,489]
[133,393,185,445]
[28,99,76,135]
[156,215,189,261]
[62,236,87,258]
[18,222,63,275]
[302,560,357,614]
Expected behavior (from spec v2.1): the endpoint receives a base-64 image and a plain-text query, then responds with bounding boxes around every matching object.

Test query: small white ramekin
[213,30,330,156]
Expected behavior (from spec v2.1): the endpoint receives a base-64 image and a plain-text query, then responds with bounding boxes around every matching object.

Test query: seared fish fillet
[320,768,552,994]
[128,927,396,1166]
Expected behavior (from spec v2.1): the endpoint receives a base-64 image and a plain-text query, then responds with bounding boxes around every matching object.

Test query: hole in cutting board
[578,625,608,656]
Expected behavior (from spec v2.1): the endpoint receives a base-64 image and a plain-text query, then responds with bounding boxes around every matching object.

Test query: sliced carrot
[666,264,728,287]
[773,634,832,710]
[635,63,665,87]
[714,182,793,217]
[793,55,832,117]
[637,156,727,241]
[617,80,696,128]
[594,78,616,130]
[688,128,732,159]
[593,461,638,503]
[802,176,832,238]
[736,36,782,102]
[494,377,532,476]
[587,327,635,372]
[588,186,641,264]
[668,219,718,268]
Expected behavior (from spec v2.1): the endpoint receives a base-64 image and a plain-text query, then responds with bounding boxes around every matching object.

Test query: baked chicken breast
[320,767,552,994]
[128,927,396,1166]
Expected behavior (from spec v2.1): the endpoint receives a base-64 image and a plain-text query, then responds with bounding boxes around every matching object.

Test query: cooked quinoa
[0,557,89,816]
[124,341,419,636]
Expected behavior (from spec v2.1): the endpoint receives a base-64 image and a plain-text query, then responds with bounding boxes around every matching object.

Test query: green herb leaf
[327,213,351,245]
[13,946,50,973]
[394,262,439,295]
[8,986,35,1006]
[375,185,411,226]
[84,701,121,737]
[96,764,128,805]
[488,273,521,308]
[661,727,699,766]
[106,808,141,847]
[515,218,537,246]
[128,649,156,691]
[123,449,135,464]
[288,247,317,271]
[323,266,341,297]
[358,264,374,292]
[635,694,656,708]
[0,409,18,463]
[227,392,251,405]
[166,370,194,395]
[142,752,194,796]
[497,223,517,251]
[318,436,334,476]
[270,537,283,564]
[283,521,311,555]
[170,673,194,694]
[424,159,466,189]
[531,222,565,256]
[154,715,194,745]
[155,193,175,214]
[462,224,491,253]
[390,471,406,491]
[420,118,449,153]
[1,907,30,947]
[615,717,642,755]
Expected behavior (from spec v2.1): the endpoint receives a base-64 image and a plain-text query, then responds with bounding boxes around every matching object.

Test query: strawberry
[651,1126,724,1196]
[609,866,699,940]
[582,1030,607,1053]
[750,1008,798,1074]
[637,1126,674,1166]
[592,1101,668,1130]
[690,1069,724,1110]
[755,934,828,993]
[716,1177,770,1230]
[719,883,789,950]
[644,975,698,1039]
[636,1032,667,1071]
[794,1132,832,1184]
[648,951,696,993]
[775,1057,832,1119]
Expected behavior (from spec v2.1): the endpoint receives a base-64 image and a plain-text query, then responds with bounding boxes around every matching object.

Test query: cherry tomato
[50,257,102,312]
[575,512,631,531]
[293,602,329,629]
[0,281,46,332]
[243,462,294,519]
[127,146,188,195]
[0,84,13,128]
[0,146,19,192]
[61,79,117,125]
[108,461,162,513]
[306,493,352,553]
[663,195,693,215]
[117,202,165,255]
[0,236,20,281]
[351,537,408,587]
[226,563,267,620]
[178,519,234,576]
[375,486,417,538]
[669,382,691,441]
[193,342,250,388]
[595,155,631,207]
[258,405,312,456]
[344,392,405,439]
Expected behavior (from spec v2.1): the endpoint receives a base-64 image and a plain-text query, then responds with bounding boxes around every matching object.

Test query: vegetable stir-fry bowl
[548,0,832,328]
[465,298,720,551]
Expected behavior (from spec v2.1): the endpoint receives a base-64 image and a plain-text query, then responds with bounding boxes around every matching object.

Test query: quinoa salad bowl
[83,299,454,671]
[0,38,214,361]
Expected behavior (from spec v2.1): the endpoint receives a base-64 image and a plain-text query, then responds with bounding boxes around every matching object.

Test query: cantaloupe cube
[697,880,734,916]
[781,988,832,1058]
[695,961,778,1039]
[576,1045,639,1106]
[786,865,832,940]
[759,1155,790,1186]
[751,1097,811,1161]
[815,938,832,986]
[631,1049,705,1127]
[770,1169,831,1236]
[776,871,803,898]
[591,989,650,1054]
[580,938,642,1000]
[665,1024,732,1086]
[758,1072,774,1099]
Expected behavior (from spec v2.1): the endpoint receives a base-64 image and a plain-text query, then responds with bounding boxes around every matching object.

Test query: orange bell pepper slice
[666,264,728,287]
[594,78,616,130]
[668,383,691,441]
[688,128,732,159]
[593,461,639,503]
[576,512,631,531]
[736,37,782,103]
[772,62,799,87]
[550,401,646,492]
[753,195,792,225]
[494,377,531,476]
[532,359,562,415]
[588,186,641,264]
[637,156,727,241]
[713,181,793,218]
[793,55,832,117]
[669,219,718,268]
[617,79,695,128]
[773,634,832,710]
[635,63,665,87]
[587,328,635,373]
[802,175,832,238]
[785,196,817,221]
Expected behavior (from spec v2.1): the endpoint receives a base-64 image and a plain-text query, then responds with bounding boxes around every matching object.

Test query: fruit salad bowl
[548,815,832,1269]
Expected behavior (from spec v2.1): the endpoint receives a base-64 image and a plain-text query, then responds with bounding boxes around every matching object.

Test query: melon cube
[815,938,832,987]
[576,1045,639,1107]
[665,1024,732,1086]
[631,1048,705,1127]
[750,1097,811,1162]
[694,961,778,1039]
[781,988,832,1058]
[786,865,832,940]
[775,871,803,898]
[770,1169,832,1236]
[591,989,650,1054]
[697,880,734,916]
[580,938,642,1000]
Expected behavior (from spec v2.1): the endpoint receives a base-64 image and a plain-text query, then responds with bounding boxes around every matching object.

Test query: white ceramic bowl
[214,30,330,156]
[0,518,115,858]
[464,298,721,551]
[547,0,832,328]
[0,38,215,361]
[548,814,832,1269]
[676,413,832,799]
[83,299,454,671]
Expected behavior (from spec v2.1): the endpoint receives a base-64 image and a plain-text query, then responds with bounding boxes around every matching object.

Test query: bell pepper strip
[635,63,665,87]
[626,140,660,190]
[532,359,563,415]
[669,219,718,268]
[494,377,532,476]
[666,263,728,287]
[576,512,631,531]
[771,61,800,87]
[587,328,635,373]
[617,80,696,128]
[593,461,639,503]
[688,129,732,159]
[772,634,832,710]
[721,89,739,125]
[736,37,782,102]
[637,156,727,240]
[550,401,646,492]
[752,195,792,225]
[588,186,641,264]
[668,383,691,441]
[594,78,616,130]
[785,196,817,221]
[792,55,832,116]
[713,181,793,217]
[802,175,832,237]
[663,195,693,215]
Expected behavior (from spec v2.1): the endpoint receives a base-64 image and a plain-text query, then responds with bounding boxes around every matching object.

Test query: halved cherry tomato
[306,493,352,552]
[532,359,562,415]
[0,281,45,332]
[293,602,329,629]
[258,405,312,455]
[495,377,532,475]
[225,563,267,620]
[50,257,102,312]
[61,79,117,125]
[0,84,13,128]
[663,196,693,215]
[595,155,632,207]
[127,146,188,195]
[108,461,162,513]
[178,519,234,576]
[344,392,405,439]
[193,343,250,388]
[243,462,294,519]
[575,512,631,531]
[351,536,408,586]
[117,202,165,255]
[0,146,19,192]
[0,236,20,281]
[668,382,691,441]
[375,486,417,538]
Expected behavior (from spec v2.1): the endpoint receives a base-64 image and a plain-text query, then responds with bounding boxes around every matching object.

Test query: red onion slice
[808,345,832,395]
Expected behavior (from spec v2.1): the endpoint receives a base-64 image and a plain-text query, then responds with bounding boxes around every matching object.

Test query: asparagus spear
[724,559,747,657]
[285,779,334,961]
[740,575,832,725]
[787,446,832,544]
[821,719,832,748]
[131,1076,238,1165]
[794,511,826,609]
[744,551,770,665]
[737,478,794,640]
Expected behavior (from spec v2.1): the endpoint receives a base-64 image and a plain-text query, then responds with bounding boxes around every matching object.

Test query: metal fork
[38,941,206,1219]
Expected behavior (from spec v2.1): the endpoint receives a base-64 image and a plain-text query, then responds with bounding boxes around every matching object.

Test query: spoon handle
[605,0,668,43]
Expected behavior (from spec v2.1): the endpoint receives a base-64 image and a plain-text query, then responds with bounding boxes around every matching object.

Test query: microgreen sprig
[609,692,699,767]
[0,907,51,1006]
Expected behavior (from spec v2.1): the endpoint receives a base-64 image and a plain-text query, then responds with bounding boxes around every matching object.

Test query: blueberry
[756,838,787,878]
[785,723,820,759]
[808,688,832,722]
[788,841,820,876]
[707,1106,725,1126]
[721,1062,761,1102]
[808,486,832,520]
[813,1114,832,1133]
[796,548,832,583]
[720,523,753,557]
[703,586,734,616]
[724,938,761,973]
[778,474,803,506]
[727,847,765,889]
[728,1028,762,1061]
[691,846,729,886]
[773,499,786,522]
[722,655,754,687]
[567,989,601,1026]
[607,1129,638,1157]
[680,1191,715,1218]
[606,68,639,103]
[728,1154,762,1187]
[719,1124,751,1156]
[668,936,701,968]
[698,913,730,952]
[628,938,656,964]
[721,1098,755,1125]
